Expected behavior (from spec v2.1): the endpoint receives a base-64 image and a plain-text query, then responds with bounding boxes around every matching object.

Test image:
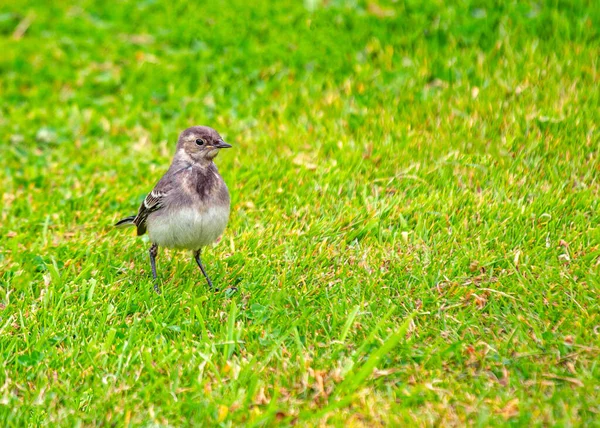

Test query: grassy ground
[1,0,599,425]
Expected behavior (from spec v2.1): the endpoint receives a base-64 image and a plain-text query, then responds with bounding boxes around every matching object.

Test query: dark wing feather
[133,189,166,235]
[133,163,192,236]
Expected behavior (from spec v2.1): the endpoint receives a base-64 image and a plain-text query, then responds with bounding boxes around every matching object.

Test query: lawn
[0,0,599,425]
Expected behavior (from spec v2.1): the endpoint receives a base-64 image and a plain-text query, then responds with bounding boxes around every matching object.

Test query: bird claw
[223,286,238,297]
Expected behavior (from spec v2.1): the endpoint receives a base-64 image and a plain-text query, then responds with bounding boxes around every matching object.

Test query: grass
[0,0,599,425]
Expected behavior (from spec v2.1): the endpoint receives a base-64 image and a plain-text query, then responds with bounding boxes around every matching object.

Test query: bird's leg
[149,243,160,294]
[194,249,216,291]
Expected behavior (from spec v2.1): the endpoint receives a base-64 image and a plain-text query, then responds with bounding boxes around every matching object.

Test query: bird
[115,126,232,293]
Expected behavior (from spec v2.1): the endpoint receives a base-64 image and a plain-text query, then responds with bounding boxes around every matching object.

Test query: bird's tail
[114,215,136,228]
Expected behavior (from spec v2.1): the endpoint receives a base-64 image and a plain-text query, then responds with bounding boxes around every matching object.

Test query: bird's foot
[223,286,238,297]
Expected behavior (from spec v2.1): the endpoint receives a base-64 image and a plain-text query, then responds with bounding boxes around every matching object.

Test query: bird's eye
[195,139,205,146]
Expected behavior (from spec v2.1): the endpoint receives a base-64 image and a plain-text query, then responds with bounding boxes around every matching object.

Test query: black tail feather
[114,215,136,228]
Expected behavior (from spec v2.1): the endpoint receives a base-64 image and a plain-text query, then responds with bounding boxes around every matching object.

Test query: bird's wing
[133,180,172,236]
[132,163,193,236]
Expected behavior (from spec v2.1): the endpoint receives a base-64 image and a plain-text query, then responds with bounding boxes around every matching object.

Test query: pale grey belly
[147,205,230,250]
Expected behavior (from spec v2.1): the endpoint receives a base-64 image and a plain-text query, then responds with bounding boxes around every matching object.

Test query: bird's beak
[215,140,232,149]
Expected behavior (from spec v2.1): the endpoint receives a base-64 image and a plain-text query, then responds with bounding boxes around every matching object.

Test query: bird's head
[177,126,232,162]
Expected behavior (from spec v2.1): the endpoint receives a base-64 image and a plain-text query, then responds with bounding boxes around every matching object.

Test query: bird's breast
[147,204,230,250]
